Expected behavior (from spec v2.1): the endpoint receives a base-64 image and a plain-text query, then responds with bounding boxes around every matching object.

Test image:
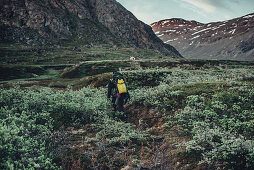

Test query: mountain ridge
[0,0,182,58]
[151,13,254,61]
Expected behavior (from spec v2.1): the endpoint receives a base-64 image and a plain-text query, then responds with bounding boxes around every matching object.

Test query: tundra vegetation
[1,59,254,169]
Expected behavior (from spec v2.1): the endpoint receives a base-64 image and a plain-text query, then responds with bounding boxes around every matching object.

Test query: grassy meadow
[1,50,254,169]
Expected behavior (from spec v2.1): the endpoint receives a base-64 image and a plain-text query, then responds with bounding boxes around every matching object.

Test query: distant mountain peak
[151,18,201,27]
[151,13,254,61]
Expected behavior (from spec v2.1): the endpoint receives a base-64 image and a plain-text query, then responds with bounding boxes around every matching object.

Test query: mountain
[151,13,254,61]
[0,0,182,58]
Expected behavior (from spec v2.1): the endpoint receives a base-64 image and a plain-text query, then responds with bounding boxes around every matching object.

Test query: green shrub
[0,86,111,169]
[130,83,181,111]
[124,69,171,89]
[0,86,56,169]
[173,86,254,168]
[185,126,254,169]
[95,117,147,145]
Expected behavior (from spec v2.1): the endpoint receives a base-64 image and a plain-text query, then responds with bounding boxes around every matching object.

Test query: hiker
[107,71,130,112]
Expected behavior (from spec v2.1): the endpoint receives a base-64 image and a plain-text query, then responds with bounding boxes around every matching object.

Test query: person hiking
[107,70,130,112]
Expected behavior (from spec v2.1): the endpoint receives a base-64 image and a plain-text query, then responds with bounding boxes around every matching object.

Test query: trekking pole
[119,67,122,74]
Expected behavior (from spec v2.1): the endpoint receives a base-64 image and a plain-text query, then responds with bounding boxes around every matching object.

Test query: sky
[116,0,254,24]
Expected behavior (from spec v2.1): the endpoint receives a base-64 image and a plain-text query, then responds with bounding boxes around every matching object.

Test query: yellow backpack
[117,79,127,94]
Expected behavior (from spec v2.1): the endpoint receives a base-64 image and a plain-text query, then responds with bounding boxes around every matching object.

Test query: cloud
[118,0,253,24]
[181,0,216,12]
[181,3,208,18]
[180,0,240,13]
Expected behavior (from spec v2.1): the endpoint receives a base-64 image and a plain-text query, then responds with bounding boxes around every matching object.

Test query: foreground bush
[173,86,254,168]
[0,86,111,169]
[0,86,148,169]
[0,87,56,169]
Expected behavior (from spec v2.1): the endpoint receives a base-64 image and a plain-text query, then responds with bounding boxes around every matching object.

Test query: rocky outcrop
[0,0,182,58]
[151,13,254,61]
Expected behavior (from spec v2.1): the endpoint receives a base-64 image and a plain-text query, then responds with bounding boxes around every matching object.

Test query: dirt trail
[124,104,166,131]
[52,104,195,169]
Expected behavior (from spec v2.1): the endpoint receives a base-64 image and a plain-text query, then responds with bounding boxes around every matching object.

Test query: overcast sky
[116,0,254,24]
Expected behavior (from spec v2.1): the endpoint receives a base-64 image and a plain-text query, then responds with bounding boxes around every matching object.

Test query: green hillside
[1,60,254,169]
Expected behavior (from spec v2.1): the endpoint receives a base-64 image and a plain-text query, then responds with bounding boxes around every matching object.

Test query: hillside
[1,59,254,169]
[151,13,254,61]
[0,0,182,59]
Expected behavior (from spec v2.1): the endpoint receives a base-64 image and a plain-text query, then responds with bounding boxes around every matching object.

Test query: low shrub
[130,83,182,111]
[0,86,111,168]
[172,86,254,168]
[95,117,147,145]
[0,87,56,169]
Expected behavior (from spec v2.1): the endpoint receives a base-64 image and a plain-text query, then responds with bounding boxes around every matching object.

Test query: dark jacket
[107,75,130,105]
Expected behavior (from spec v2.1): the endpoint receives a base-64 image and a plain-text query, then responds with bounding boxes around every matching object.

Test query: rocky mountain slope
[0,0,181,58]
[151,13,254,61]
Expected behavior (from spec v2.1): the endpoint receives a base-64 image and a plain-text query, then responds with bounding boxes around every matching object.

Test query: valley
[1,0,254,169]
[1,59,254,169]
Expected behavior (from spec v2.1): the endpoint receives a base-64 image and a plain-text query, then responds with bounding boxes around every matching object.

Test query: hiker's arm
[107,80,113,98]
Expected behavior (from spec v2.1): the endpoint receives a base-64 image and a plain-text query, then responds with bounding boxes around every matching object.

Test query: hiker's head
[113,71,123,80]
[113,71,122,76]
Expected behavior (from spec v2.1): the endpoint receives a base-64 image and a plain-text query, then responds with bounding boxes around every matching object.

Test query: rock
[0,0,182,58]
[121,165,131,170]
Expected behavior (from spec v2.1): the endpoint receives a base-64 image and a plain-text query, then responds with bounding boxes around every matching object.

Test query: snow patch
[229,29,236,34]
[164,30,176,32]
[210,24,226,30]
[164,39,174,43]
[190,35,200,40]
[232,23,237,27]
[193,27,198,30]
[162,20,170,25]
[218,24,226,27]
[164,38,178,43]
[243,14,254,19]
[192,27,211,35]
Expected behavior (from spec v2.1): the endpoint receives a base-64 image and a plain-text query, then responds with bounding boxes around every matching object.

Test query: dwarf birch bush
[96,117,147,145]
[130,83,181,110]
[0,110,55,169]
[124,69,171,89]
[163,68,254,85]
[0,87,56,169]
[0,86,111,169]
[185,126,254,168]
[174,86,254,168]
